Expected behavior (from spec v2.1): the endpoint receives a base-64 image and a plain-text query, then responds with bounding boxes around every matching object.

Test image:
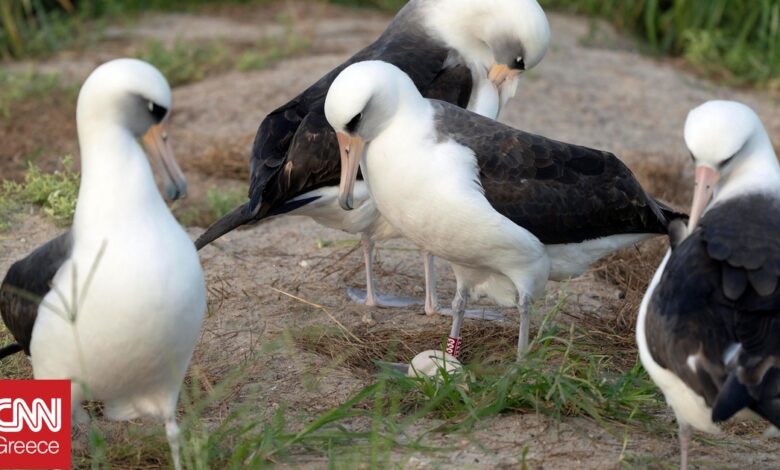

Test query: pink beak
[688,165,720,232]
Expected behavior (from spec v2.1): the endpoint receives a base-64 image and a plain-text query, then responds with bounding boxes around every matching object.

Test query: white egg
[407,350,463,378]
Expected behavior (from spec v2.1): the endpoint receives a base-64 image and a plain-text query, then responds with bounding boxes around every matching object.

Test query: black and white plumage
[194,0,550,314]
[638,100,780,470]
[0,232,71,358]
[324,60,683,359]
[0,59,204,470]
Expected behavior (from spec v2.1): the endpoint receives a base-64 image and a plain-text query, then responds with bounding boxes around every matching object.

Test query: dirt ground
[2,2,780,468]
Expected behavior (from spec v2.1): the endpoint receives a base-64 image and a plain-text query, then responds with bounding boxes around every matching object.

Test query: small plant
[0,156,80,229]
[236,19,310,72]
[137,39,231,87]
[206,185,246,220]
[174,185,247,227]
[0,69,62,118]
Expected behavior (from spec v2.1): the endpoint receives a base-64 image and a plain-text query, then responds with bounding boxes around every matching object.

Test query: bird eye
[147,100,168,123]
[346,113,362,133]
[515,56,525,70]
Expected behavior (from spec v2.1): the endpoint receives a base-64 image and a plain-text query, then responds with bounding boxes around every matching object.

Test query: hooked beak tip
[165,179,187,202]
[339,197,353,211]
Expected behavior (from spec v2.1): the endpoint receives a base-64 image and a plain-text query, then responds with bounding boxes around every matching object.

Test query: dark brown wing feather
[646,194,780,427]
[432,101,673,244]
[198,2,473,248]
[0,231,72,356]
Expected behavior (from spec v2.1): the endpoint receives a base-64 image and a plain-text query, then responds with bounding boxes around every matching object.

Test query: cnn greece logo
[0,380,70,469]
[0,397,62,432]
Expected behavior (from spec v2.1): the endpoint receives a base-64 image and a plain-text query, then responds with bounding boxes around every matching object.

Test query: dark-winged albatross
[638,100,780,470]
[324,60,684,359]
[0,59,205,470]
[195,0,550,317]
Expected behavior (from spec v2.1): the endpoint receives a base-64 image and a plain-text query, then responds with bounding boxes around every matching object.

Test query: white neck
[715,131,780,203]
[73,121,168,234]
[421,0,494,71]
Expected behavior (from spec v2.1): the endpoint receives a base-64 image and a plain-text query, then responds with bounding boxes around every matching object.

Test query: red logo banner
[0,380,71,469]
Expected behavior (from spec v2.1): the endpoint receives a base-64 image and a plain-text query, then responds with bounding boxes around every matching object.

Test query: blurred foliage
[0,0,778,88]
[0,68,62,117]
[0,0,260,59]
[542,0,780,88]
[328,0,405,10]
[138,39,232,87]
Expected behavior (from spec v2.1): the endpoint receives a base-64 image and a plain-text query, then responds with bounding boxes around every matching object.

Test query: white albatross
[0,59,205,470]
[324,61,683,359]
[637,100,780,470]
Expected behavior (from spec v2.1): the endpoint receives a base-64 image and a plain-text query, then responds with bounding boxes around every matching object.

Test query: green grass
[541,0,780,88]
[236,16,310,72]
[137,39,232,87]
[174,184,247,227]
[0,156,80,229]
[0,68,64,117]
[73,308,669,468]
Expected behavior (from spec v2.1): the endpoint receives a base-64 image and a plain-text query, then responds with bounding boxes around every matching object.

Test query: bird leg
[516,294,532,361]
[679,421,692,470]
[424,251,439,315]
[425,253,505,321]
[447,289,467,357]
[347,234,424,308]
[165,415,183,470]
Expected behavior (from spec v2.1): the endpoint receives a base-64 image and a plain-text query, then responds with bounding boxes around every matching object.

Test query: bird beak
[143,119,187,202]
[488,63,522,93]
[337,132,365,211]
[688,165,720,232]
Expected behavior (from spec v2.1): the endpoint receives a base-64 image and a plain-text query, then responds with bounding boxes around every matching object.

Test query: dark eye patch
[718,153,737,169]
[514,57,525,71]
[148,101,168,123]
[345,113,361,133]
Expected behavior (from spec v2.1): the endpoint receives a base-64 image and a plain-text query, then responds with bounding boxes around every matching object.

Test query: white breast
[30,208,206,412]
[637,250,720,433]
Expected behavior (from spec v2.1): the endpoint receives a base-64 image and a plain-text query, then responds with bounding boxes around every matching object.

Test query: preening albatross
[638,100,780,470]
[195,0,550,316]
[0,59,205,470]
[325,60,684,359]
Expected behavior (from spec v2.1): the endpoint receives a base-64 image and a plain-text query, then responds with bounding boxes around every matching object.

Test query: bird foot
[433,307,505,321]
[375,361,411,375]
[347,288,425,308]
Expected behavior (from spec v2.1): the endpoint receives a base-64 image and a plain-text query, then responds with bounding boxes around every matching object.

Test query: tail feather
[654,198,689,227]
[713,370,780,429]
[0,343,23,360]
[195,202,256,250]
[712,373,752,422]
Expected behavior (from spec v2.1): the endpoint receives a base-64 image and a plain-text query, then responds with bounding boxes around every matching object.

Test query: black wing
[432,101,676,244]
[246,11,452,211]
[0,231,72,357]
[197,3,465,249]
[646,194,780,427]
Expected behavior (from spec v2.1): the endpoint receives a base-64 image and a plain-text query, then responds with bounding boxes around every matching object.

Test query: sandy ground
[2,2,780,468]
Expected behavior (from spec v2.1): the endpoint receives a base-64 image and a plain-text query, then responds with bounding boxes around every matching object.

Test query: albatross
[324,60,684,359]
[0,59,205,470]
[638,100,780,470]
[195,0,550,317]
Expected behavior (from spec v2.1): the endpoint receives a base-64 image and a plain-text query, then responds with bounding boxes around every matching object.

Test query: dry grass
[294,322,521,372]
[190,135,253,180]
[628,154,691,207]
